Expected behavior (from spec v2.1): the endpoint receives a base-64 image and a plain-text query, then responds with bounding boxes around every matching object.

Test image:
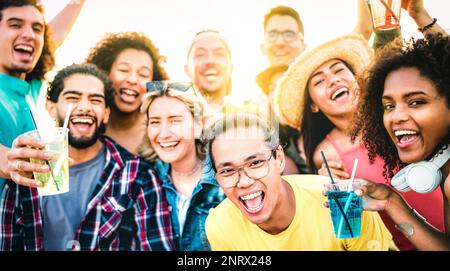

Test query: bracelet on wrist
[418,18,437,33]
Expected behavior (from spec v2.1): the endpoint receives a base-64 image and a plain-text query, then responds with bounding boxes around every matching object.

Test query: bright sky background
[40,0,450,102]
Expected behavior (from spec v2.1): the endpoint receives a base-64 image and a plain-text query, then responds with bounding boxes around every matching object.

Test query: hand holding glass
[26,127,69,196]
[325,179,363,238]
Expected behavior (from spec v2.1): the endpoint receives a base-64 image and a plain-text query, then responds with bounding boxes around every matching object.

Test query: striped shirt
[0,136,175,251]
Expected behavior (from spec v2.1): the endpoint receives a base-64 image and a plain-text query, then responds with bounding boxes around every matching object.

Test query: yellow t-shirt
[205,174,398,251]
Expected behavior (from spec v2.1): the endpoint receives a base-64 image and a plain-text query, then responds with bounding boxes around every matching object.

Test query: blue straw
[321,151,335,184]
[321,150,354,237]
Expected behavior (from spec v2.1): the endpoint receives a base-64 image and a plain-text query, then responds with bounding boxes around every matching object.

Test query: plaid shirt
[0,136,175,251]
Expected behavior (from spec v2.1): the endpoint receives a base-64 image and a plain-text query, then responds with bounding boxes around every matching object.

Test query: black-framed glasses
[265,30,303,43]
[215,150,276,189]
[146,81,192,93]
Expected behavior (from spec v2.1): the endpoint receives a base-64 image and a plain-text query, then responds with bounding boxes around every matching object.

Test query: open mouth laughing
[394,129,419,148]
[70,115,96,134]
[118,88,140,103]
[203,69,220,82]
[13,43,35,62]
[239,190,265,214]
[158,141,180,151]
[330,86,349,101]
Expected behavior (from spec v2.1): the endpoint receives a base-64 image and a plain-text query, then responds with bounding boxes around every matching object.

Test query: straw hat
[274,34,373,130]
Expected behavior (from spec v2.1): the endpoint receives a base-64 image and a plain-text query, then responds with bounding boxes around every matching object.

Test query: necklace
[171,159,202,177]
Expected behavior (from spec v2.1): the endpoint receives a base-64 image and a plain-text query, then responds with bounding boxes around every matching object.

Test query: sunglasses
[146,81,193,93]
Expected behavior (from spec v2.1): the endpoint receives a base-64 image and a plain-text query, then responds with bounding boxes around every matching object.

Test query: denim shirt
[154,155,225,251]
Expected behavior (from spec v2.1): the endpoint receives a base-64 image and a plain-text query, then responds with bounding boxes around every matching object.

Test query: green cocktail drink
[26,128,69,196]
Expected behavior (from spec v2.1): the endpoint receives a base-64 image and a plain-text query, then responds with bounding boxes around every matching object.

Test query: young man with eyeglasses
[204,113,397,250]
[256,6,310,177]
[260,5,306,67]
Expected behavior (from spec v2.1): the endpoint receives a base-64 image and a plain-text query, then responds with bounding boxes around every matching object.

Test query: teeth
[331,88,348,100]
[159,142,178,148]
[72,118,93,124]
[394,130,417,137]
[15,45,33,53]
[204,70,218,76]
[122,89,138,96]
[274,51,287,56]
[240,191,262,201]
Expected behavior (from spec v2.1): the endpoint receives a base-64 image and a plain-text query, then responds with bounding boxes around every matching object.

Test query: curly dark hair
[352,33,450,180]
[0,0,55,81]
[85,31,169,81]
[46,63,114,109]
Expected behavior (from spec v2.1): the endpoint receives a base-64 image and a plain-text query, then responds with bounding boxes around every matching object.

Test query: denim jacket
[154,155,225,251]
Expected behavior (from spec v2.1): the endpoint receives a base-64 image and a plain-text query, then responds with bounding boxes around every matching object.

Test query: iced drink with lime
[27,128,69,196]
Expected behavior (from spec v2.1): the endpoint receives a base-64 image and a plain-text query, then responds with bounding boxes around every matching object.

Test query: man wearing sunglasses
[204,113,396,250]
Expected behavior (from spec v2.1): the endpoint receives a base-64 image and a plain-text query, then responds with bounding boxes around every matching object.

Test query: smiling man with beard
[0,63,175,251]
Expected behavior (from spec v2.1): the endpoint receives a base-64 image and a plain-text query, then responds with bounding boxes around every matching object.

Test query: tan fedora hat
[274,34,373,130]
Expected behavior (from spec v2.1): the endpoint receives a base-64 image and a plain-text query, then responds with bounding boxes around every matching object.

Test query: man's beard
[6,65,32,77]
[69,129,101,149]
[58,114,106,149]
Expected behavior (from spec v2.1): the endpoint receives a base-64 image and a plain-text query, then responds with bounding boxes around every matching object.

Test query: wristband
[418,18,437,33]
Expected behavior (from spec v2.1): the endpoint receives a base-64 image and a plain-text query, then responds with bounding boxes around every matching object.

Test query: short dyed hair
[205,113,280,171]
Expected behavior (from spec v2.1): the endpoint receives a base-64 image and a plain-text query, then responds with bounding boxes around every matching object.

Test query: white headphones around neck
[391,145,450,194]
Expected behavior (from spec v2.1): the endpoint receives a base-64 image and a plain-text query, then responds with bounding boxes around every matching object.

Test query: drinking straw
[62,103,73,135]
[347,158,359,192]
[321,151,354,237]
[338,159,359,236]
[320,151,335,184]
[29,109,60,191]
[378,0,400,23]
[338,192,356,237]
[52,103,72,178]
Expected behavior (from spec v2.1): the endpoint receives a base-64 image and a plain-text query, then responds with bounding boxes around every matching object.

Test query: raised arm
[46,0,86,48]
[403,0,448,36]
[353,0,373,40]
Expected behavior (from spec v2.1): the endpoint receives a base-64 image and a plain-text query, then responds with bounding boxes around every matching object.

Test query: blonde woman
[138,81,225,251]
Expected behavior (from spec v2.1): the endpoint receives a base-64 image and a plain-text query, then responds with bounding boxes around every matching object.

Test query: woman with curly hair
[275,34,444,251]
[275,1,447,250]
[86,31,168,154]
[350,33,450,250]
[138,82,225,250]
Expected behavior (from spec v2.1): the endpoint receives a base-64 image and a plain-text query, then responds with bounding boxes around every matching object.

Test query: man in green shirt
[0,0,85,191]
